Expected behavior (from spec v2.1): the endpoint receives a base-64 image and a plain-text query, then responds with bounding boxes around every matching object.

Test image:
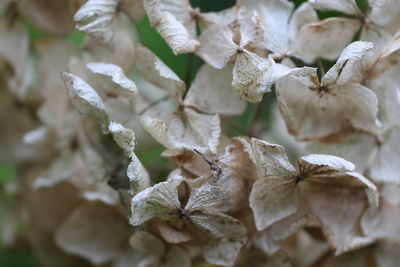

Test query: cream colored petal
[295,18,361,63]
[144,0,199,55]
[239,0,294,54]
[361,202,400,243]
[87,62,138,100]
[251,138,297,178]
[184,63,246,115]
[32,153,79,189]
[299,154,377,190]
[288,2,319,42]
[306,131,376,173]
[140,107,220,154]
[307,188,372,255]
[191,213,247,266]
[197,25,238,69]
[185,170,245,214]
[277,77,378,140]
[309,0,363,16]
[61,72,109,124]
[136,45,185,98]
[368,126,400,184]
[322,41,374,87]
[232,51,274,103]
[127,153,151,195]
[250,177,300,231]
[129,231,166,257]
[156,220,192,243]
[129,177,182,226]
[254,211,309,255]
[55,202,132,265]
[74,0,118,45]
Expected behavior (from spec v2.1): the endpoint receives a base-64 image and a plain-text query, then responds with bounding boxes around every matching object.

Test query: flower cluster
[1,0,400,266]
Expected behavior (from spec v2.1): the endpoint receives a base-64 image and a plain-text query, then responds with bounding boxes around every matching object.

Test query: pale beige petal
[322,41,374,87]
[232,51,273,103]
[277,77,378,140]
[55,202,132,265]
[129,231,166,257]
[139,107,220,154]
[250,177,299,231]
[368,126,400,184]
[309,0,363,16]
[254,211,309,255]
[239,0,294,55]
[136,45,185,98]
[191,213,247,266]
[144,0,199,55]
[305,131,376,173]
[87,62,138,100]
[361,202,400,243]
[74,0,118,45]
[156,220,192,243]
[197,25,238,69]
[127,153,151,194]
[295,18,361,63]
[184,63,246,115]
[61,72,109,124]
[251,138,297,177]
[129,177,182,226]
[308,188,372,255]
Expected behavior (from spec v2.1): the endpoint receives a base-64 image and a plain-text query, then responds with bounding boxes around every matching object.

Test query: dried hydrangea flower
[249,138,377,254]
[276,41,379,140]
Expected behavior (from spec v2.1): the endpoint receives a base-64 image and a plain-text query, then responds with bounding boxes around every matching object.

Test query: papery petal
[295,18,361,63]
[129,177,182,226]
[74,0,119,45]
[55,201,132,265]
[136,45,185,99]
[197,25,238,69]
[62,72,109,124]
[322,41,374,87]
[184,63,246,115]
[309,0,363,16]
[144,0,199,55]
[129,231,166,257]
[250,178,300,231]
[191,213,247,266]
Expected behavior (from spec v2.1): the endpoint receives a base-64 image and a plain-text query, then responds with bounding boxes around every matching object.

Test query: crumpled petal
[309,0,363,16]
[136,45,185,98]
[239,0,294,55]
[74,0,119,45]
[191,213,247,266]
[232,51,273,103]
[87,62,138,101]
[322,41,374,87]
[61,72,109,125]
[144,0,199,55]
[130,177,182,226]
